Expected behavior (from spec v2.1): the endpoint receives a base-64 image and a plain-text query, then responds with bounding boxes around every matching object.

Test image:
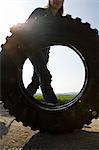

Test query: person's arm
[27,8,46,21]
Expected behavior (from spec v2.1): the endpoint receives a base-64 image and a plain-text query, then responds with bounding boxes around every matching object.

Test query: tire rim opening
[22,45,87,106]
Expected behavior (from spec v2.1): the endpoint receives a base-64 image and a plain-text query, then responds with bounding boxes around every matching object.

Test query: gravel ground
[0,102,99,150]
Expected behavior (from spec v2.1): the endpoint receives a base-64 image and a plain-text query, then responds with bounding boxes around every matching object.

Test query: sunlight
[0,0,26,34]
[0,0,28,48]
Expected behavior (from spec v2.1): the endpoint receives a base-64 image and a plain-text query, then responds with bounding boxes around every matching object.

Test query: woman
[27,0,64,103]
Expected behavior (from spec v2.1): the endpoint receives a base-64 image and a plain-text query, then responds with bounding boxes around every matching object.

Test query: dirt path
[0,103,99,150]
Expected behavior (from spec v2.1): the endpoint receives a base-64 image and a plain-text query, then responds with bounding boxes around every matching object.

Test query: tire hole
[22,45,86,106]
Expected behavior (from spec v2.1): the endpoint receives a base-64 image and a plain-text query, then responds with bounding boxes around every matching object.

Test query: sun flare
[0,0,27,34]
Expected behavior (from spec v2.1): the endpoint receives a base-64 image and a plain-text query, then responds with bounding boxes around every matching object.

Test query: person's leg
[27,47,57,103]
[36,65,57,104]
[27,71,39,96]
[26,46,49,96]
[26,55,39,96]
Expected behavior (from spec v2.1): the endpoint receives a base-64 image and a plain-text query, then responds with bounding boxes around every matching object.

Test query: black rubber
[0,15,99,133]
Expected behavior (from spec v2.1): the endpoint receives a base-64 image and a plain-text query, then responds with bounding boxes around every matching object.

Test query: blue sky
[0,0,99,94]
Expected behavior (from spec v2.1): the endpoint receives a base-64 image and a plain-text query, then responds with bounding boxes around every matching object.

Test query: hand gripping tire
[0,15,99,133]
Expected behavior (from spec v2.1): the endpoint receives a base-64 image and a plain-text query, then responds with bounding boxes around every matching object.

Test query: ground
[0,102,99,150]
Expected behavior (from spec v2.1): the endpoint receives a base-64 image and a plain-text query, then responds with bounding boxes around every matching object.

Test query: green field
[34,94,76,103]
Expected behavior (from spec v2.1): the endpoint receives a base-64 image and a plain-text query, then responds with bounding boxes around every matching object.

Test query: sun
[0,0,28,46]
[0,0,27,34]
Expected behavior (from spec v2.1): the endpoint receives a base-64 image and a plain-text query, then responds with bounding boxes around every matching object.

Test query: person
[27,0,64,103]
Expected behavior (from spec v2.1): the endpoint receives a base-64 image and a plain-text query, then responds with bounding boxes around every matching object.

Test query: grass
[34,94,76,103]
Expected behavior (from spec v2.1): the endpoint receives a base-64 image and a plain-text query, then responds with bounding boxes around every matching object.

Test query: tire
[0,15,99,133]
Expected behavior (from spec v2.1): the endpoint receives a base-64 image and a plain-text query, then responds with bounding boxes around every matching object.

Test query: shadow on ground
[23,130,99,150]
[0,103,99,150]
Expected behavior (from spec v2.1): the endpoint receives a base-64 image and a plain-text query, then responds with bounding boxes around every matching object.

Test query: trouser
[27,47,57,103]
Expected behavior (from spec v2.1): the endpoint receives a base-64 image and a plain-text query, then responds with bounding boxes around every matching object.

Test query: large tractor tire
[0,15,99,133]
